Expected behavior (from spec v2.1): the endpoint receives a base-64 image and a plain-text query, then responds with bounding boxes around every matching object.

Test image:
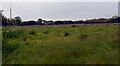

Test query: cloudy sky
[1,0,119,21]
[1,0,120,2]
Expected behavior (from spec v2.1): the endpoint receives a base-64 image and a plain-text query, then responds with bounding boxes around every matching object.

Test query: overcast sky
[2,2,118,21]
[1,0,120,2]
[1,0,119,21]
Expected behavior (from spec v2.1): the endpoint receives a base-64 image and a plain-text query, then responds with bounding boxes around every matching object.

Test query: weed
[23,37,26,41]
[78,33,88,41]
[43,31,48,34]
[64,32,70,37]
[71,25,76,27]
[29,30,36,35]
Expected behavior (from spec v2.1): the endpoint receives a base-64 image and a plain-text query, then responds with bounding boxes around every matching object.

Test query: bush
[71,25,76,27]
[29,30,36,35]
[43,31,48,34]
[23,37,27,41]
[64,32,70,37]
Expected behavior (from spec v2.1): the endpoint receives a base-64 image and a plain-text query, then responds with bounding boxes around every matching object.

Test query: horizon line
[21,17,113,22]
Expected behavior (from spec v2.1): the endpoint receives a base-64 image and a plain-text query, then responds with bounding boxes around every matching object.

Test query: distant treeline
[21,18,120,26]
[1,13,120,26]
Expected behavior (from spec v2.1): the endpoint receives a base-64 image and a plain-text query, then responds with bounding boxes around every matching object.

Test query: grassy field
[2,24,118,64]
[0,27,2,65]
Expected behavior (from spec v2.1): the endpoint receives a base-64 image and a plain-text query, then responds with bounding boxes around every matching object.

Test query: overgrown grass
[2,25,119,64]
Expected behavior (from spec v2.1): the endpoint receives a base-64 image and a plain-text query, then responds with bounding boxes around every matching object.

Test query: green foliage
[1,13,22,26]
[14,16,22,25]
[2,42,20,57]
[64,32,70,37]
[14,16,22,22]
[43,31,48,34]
[29,30,36,35]
[71,25,76,27]
[2,25,118,64]
[2,29,25,39]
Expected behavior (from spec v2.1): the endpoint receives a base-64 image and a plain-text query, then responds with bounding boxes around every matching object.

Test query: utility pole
[118,1,120,16]
[10,0,12,19]
[10,8,12,19]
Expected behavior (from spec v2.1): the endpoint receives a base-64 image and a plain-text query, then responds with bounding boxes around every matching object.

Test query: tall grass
[2,25,118,64]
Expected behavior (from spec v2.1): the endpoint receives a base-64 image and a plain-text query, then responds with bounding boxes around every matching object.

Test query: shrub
[64,32,70,37]
[25,42,30,46]
[29,30,36,35]
[23,37,27,41]
[71,25,76,27]
[43,31,48,34]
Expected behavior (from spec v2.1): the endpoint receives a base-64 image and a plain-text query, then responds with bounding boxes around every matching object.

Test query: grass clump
[43,31,48,34]
[3,29,25,39]
[23,37,27,41]
[78,33,88,41]
[71,25,76,27]
[29,30,36,35]
[64,32,70,37]
[2,42,20,57]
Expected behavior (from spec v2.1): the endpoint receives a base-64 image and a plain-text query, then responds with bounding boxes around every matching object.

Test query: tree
[37,18,42,25]
[2,14,10,26]
[14,16,22,26]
